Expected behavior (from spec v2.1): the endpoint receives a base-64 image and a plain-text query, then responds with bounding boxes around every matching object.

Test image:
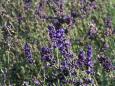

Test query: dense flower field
[0,0,115,86]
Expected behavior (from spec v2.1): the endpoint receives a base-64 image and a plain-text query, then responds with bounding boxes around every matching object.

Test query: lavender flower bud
[23,43,34,64]
[98,56,113,72]
[40,47,53,62]
[76,49,85,68]
[87,45,93,59]
[88,23,97,39]
[48,24,73,59]
[85,45,94,74]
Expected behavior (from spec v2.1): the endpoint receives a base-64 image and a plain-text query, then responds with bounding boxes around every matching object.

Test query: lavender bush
[0,0,115,86]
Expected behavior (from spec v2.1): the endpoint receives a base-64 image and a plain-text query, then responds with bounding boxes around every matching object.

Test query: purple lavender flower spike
[98,56,113,72]
[85,45,94,74]
[76,49,85,68]
[23,43,34,64]
[87,45,93,59]
[40,47,53,62]
[48,25,73,59]
[48,25,56,40]
[56,28,65,39]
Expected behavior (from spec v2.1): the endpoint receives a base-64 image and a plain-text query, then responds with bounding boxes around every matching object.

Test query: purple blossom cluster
[76,45,94,75]
[98,56,113,72]
[104,17,113,36]
[86,45,93,66]
[76,49,85,69]
[48,25,73,59]
[85,45,93,74]
[40,47,53,62]
[23,43,34,64]
[79,0,97,18]
[35,0,65,19]
[74,46,94,85]
[48,25,65,47]
[88,22,98,39]
[47,14,75,83]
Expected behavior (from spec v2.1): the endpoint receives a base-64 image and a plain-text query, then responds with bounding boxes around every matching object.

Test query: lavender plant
[23,43,34,64]
[0,0,115,86]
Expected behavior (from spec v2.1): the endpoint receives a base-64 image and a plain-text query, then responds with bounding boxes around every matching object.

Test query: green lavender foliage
[0,0,115,86]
